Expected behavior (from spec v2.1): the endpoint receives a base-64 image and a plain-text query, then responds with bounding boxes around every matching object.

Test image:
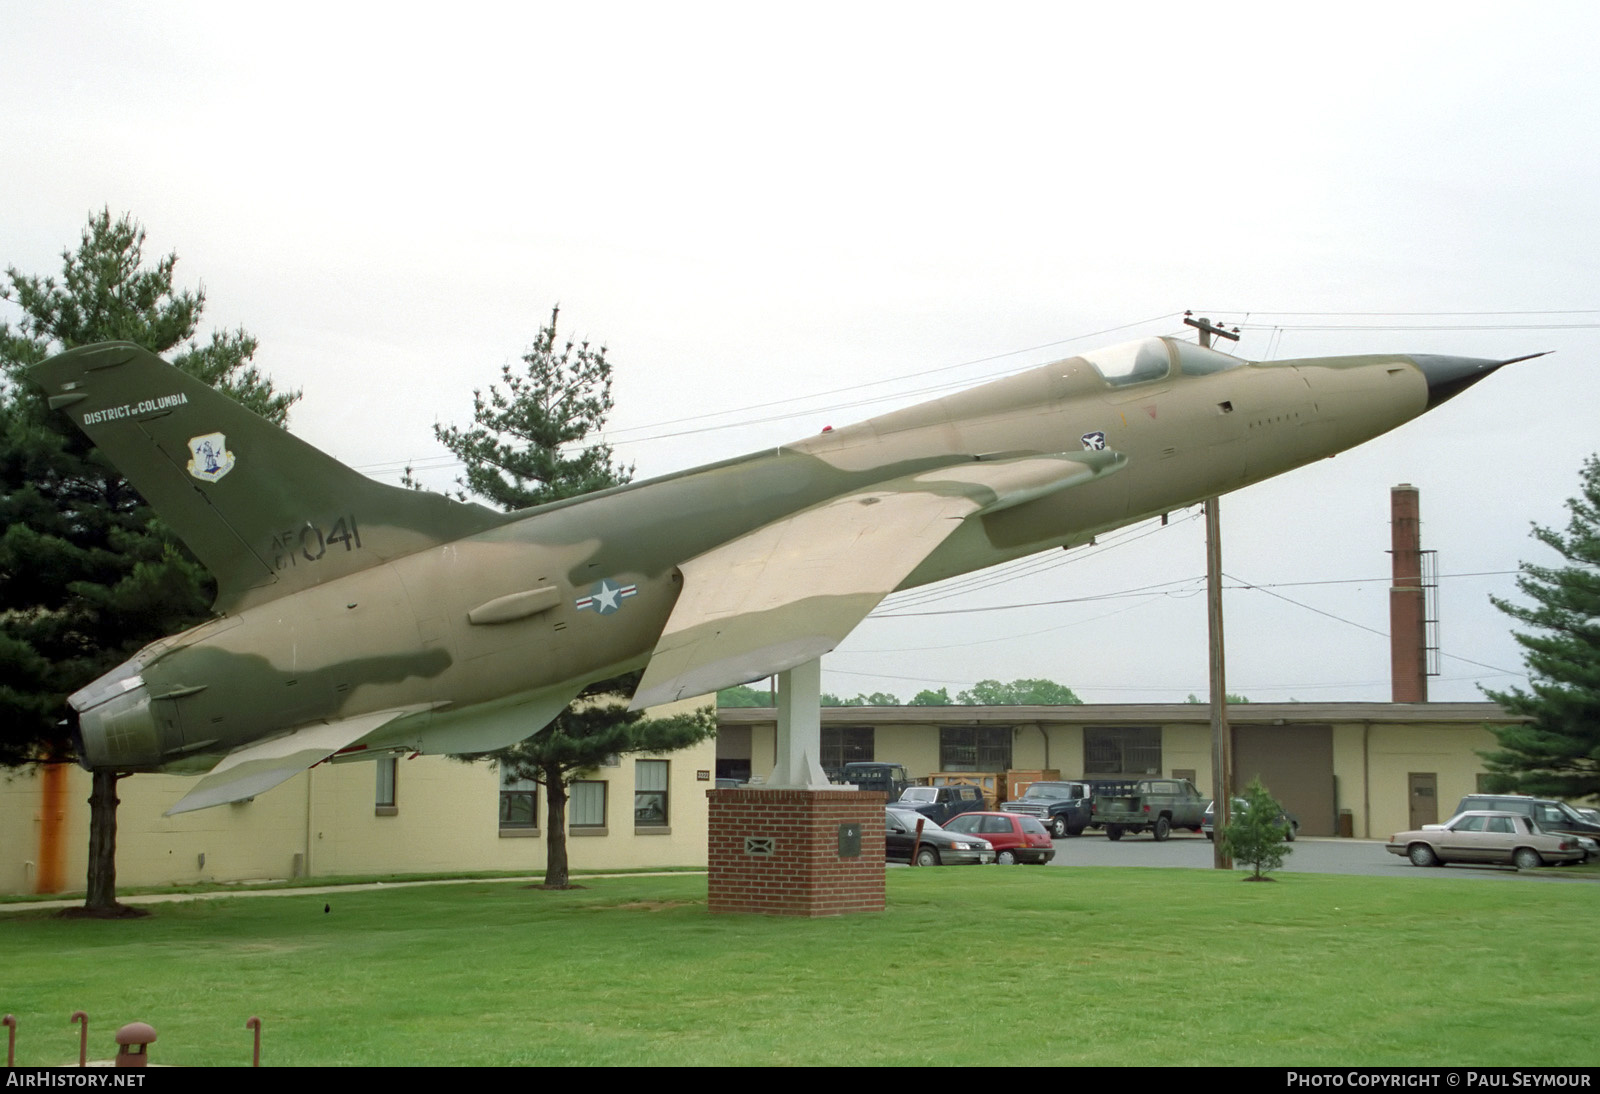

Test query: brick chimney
[1389,484,1427,702]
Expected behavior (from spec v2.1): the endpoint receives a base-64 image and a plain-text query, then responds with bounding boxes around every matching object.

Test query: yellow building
[3,699,1524,897]
[2,697,716,898]
[716,701,1519,840]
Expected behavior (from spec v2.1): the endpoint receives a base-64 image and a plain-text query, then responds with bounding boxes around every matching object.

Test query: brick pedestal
[707,789,885,916]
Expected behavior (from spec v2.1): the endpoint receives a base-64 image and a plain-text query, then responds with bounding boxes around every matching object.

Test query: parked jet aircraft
[30,337,1531,813]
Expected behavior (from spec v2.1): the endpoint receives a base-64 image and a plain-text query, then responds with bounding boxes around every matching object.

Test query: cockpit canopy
[1081,337,1248,387]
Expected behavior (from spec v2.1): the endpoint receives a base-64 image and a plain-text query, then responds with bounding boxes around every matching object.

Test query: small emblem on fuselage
[575,578,638,615]
[1080,430,1106,451]
[187,433,235,482]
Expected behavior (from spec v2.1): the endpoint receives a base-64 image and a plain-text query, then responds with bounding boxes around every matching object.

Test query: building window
[821,727,874,780]
[499,770,538,830]
[939,726,1012,772]
[571,780,607,830]
[375,756,398,815]
[635,760,669,827]
[1085,726,1161,776]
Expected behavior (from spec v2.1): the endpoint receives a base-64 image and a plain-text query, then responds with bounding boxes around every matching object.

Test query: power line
[871,575,1208,618]
[352,311,1186,478]
[1195,308,1600,317]
[359,307,1598,480]
[844,597,1160,654]
[868,567,1521,620]
[879,511,1203,610]
[602,311,1186,439]
[1222,572,1522,676]
[1237,323,1597,332]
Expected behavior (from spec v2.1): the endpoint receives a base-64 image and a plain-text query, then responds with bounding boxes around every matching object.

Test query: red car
[942,812,1056,864]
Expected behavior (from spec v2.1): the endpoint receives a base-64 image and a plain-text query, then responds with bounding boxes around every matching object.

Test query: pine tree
[1481,454,1600,803]
[432,308,711,888]
[495,674,715,888]
[1219,777,1292,880]
[429,305,631,509]
[0,210,297,913]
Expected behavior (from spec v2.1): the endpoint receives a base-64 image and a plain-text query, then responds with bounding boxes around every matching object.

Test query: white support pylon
[765,658,834,789]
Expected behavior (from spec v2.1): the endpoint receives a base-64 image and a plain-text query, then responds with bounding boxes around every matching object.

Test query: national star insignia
[576,578,638,616]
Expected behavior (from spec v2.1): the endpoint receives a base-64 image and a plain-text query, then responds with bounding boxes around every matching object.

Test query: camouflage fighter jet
[29,337,1532,813]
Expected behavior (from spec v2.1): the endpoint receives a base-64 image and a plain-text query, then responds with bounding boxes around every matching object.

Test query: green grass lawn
[1,868,1593,1066]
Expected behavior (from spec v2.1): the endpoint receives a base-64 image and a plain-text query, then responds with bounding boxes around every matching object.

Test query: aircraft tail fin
[31,341,505,612]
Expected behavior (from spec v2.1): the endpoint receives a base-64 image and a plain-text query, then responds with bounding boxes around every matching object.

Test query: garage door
[1232,723,1335,836]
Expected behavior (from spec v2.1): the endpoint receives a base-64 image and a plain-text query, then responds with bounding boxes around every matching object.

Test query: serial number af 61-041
[31,337,1537,814]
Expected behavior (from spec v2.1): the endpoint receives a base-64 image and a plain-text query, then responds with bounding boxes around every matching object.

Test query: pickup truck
[836,762,911,800]
[895,784,987,825]
[1000,780,1093,837]
[1090,778,1209,841]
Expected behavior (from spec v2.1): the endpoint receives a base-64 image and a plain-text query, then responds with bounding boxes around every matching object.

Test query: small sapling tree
[1220,777,1293,880]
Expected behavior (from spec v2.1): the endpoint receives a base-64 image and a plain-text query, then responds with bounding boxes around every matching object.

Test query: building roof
[717,701,1522,727]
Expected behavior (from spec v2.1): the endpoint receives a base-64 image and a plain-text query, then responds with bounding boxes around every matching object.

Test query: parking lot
[1044,829,1595,880]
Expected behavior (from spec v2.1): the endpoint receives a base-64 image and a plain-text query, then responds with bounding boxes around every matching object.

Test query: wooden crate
[926,772,1004,809]
[1005,769,1063,802]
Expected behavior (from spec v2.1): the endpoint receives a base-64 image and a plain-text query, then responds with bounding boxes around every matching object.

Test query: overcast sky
[5,3,1598,704]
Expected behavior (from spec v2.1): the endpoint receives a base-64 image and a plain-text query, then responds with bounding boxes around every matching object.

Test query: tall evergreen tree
[0,210,297,913]
[1481,454,1600,803]
[430,308,712,888]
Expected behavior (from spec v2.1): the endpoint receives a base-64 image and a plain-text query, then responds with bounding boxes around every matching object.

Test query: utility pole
[1184,312,1240,870]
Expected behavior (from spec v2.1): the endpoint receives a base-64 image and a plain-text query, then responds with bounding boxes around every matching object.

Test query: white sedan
[1386,811,1586,869]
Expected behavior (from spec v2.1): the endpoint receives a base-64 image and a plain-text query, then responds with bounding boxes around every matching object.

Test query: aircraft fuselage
[67,336,1440,778]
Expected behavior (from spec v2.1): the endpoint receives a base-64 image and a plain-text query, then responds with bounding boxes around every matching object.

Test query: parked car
[896,784,987,825]
[1001,780,1092,837]
[884,807,995,866]
[1454,794,1600,857]
[1202,797,1299,842]
[942,812,1056,864]
[1386,811,1586,870]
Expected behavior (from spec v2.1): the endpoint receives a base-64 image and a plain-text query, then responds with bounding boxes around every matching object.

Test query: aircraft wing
[164,707,427,816]
[630,450,1124,708]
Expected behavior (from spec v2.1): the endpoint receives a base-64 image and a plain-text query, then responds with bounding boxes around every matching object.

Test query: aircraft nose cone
[1411,352,1545,410]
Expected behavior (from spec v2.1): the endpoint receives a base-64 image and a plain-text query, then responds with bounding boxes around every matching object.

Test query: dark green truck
[1090,778,1210,841]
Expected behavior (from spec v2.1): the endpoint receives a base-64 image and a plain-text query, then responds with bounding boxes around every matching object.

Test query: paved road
[8,841,1589,913]
[1046,830,1595,881]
